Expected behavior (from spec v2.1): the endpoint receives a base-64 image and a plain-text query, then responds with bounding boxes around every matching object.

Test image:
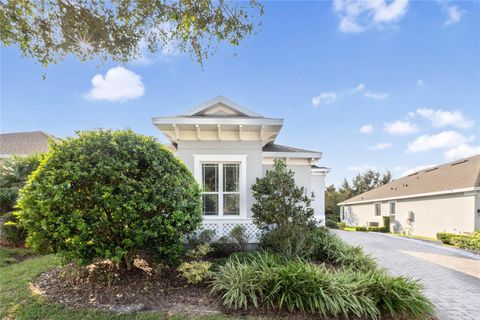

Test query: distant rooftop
[0,131,57,156]
[340,154,480,204]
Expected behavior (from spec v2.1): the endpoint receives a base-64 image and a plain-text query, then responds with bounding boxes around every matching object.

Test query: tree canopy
[0,0,263,67]
[340,170,392,198]
[325,170,392,224]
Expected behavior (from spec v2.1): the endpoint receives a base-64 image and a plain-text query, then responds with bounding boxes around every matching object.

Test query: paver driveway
[333,230,480,320]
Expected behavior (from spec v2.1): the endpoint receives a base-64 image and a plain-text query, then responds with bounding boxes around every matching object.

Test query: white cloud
[352,83,365,93]
[444,144,480,161]
[85,67,145,102]
[384,120,418,135]
[416,108,474,129]
[416,80,424,88]
[333,0,409,33]
[364,91,388,100]
[369,142,393,150]
[407,131,474,153]
[312,92,338,107]
[443,4,464,26]
[312,83,386,106]
[359,124,374,134]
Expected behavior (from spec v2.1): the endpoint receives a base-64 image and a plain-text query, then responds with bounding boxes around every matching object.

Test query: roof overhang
[152,116,283,146]
[338,186,480,206]
[262,151,322,159]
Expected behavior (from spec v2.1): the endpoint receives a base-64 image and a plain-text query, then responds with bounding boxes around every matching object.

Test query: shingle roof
[262,143,319,154]
[340,154,480,204]
[0,131,56,155]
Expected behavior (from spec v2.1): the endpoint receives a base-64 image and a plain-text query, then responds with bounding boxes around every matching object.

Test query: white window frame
[388,201,396,216]
[374,202,381,217]
[194,155,247,219]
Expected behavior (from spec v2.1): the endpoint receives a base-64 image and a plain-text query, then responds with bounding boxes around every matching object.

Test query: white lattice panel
[201,220,259,242]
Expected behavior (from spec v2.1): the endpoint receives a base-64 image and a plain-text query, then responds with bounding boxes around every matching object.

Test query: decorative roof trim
[152,116,283,126]
[262,151,322,159]
[181,96,263,118]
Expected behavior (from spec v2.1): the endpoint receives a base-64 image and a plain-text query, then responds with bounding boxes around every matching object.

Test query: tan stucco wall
[342,192,477,238]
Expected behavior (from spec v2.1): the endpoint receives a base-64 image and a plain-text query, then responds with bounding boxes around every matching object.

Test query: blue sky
[1,0,479,186]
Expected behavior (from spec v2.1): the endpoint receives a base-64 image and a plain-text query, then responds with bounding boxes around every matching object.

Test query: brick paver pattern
[333,230,480,320]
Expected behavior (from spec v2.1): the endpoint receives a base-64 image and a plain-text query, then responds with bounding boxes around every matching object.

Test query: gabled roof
[152,96,283,146]
[0,131,57,156]
[181,95,263,118]
[340,154,480,205]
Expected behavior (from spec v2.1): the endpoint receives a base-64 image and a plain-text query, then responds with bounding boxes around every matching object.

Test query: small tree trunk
[124,254,132,271]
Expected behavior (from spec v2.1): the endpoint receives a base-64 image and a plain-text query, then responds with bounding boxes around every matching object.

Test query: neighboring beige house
[152,96,329,240]
[339,155,480,238]
[0,131,56,159]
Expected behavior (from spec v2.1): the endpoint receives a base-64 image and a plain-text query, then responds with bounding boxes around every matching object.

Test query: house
[338,155,480,238]
[152,96,329,240]
[0,131,56,159]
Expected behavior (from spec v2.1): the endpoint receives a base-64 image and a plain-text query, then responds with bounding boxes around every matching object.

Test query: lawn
[0,248,245,320]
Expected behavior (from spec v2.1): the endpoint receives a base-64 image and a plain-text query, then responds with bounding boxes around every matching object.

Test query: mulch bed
[33,259,325,319]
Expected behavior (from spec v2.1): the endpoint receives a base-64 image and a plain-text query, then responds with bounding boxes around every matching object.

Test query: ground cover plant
[17,129,202,269]
[211,250,434,319]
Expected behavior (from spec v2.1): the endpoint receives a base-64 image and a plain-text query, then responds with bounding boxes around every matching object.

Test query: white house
[339,155,480,238]
[152,96,329,240]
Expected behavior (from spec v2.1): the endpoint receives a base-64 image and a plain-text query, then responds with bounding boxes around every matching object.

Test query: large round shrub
[18,130,202,268]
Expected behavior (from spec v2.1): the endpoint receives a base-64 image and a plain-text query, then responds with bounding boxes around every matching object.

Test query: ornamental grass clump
[17,129,202,269]
[210,252,433,319]
[312,227,377,272]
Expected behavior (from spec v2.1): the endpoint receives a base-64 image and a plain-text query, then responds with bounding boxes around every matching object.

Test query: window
[389,202,396,215]
[201,163,240,216]
[374,203,381,216]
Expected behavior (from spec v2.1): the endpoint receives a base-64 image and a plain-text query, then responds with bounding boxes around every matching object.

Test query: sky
[1,0,479,187]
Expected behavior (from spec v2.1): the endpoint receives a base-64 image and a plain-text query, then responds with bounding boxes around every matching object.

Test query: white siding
[342,193,477,238]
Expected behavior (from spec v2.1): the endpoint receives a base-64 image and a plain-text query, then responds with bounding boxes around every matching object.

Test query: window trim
[388,201,396,216]
[194,155,247,219]
[374,202,381,217]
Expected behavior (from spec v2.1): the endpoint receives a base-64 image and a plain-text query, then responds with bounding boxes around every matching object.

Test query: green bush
[260,223,316,259]
[17,130,202,269]
[337,222,346,229]
[312,227,376,272]
[177,261,212,284]
[0,155,42,215]
[451,232,480,252]
[383,216,390,232]
[344,226,367,232]
[368,226,388,233]
[251,159,317,256]
[0,211,27,246]
[436,232,455,245]
[185,244,212,260]
[210,226,250,258]
[188,228,216,248]
[228,225,249,251]
[325,218,339,229]
[210,252,433,319]
[437,232,479,252]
